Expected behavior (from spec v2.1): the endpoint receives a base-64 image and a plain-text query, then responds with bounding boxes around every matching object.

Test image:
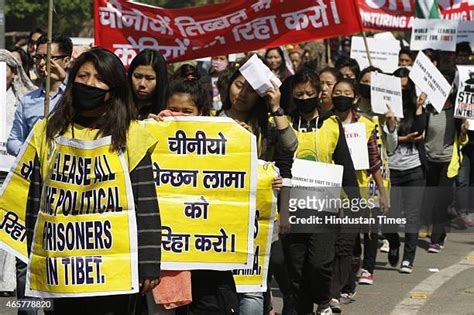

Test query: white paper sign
[0,62,14,173]
[350,36,400,73]
[290,159,343,213]
[239,54,282,97]
[468,119,474,131]
[409,51,451,113]
[373,32,397,41]
[456,21,474,49]
[343,123,370,171]
[370,72,403,118]
[0,62,6,143]
[454,66,474,119]
[410,19,459,52]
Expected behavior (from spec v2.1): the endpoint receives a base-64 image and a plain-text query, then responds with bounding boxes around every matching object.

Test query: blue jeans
[238,292,263,315]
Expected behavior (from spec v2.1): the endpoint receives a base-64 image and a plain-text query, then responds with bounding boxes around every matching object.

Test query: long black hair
[128,49,168,116]
[168,79,211,116]
[46,48,136,152]
[218,55,269,139]
[393,67,416,136]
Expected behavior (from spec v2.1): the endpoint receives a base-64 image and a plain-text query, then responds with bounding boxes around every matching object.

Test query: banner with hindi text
[94,0,362,66]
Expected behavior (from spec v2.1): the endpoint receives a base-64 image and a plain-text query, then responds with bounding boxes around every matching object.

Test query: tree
[5,0,92,37]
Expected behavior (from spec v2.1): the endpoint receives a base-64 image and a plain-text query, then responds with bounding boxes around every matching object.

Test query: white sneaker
[358,269,374,285]
[316,306,333,315]
[399,260,413,274]
[380,239,390,253]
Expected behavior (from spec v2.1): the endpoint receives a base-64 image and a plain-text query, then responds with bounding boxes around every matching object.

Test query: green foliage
[5,0,223,36]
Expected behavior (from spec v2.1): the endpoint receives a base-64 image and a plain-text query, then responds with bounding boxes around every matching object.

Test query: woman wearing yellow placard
[285,69,359,315]
[21,48,161,314]
[217,55,297,315]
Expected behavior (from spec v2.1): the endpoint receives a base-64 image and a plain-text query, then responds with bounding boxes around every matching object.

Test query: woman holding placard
[421,68,469,254]
[330,78,388,309]
[218,55,297,315]
[384,67,427,273]
[285,69,359,315]
[19,48,162,314]
[353,66,396,286]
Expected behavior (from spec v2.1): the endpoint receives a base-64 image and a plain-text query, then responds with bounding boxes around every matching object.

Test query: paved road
[0,229,472,315]
[271,229,474,315]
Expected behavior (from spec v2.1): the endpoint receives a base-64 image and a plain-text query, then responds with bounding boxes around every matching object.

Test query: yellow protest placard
[0,132,36,262]
[144,116,258,270]
[26,135,139,298]
[233,161,277,292]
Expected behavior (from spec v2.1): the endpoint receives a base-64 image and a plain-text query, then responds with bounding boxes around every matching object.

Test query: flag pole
[361,31,373,66]
[44,0,53,117]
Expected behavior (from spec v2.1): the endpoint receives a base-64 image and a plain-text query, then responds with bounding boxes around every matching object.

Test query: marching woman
[330,79,389,310]
[285,69,359,315]
[218,55,297,315]
[352,66,397,286]
[21,48,162,314]
[128,49,169,120]
[384,67,427,273]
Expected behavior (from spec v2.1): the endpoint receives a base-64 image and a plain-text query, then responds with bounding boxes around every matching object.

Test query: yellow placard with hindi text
[145,116,258,270]
[0,132,37,262]
[233,161,277,292]
[26,136,139,298]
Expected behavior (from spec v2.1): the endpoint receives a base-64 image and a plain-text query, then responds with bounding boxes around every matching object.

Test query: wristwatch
[270,107,285,117]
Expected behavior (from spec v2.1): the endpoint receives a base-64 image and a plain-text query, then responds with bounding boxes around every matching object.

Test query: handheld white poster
[370,72,403,118]
[343,123,370,171]
[350,36,400,73]
[454,66,474,119]
[409,51,451,113]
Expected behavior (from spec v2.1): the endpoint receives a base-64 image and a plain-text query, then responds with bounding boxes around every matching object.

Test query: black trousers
[422,161,454,244]
[46,294,144,315]
[176,270,239,315]
[330,231,358,299]
[384,166,425,264]
[287,232,336,312]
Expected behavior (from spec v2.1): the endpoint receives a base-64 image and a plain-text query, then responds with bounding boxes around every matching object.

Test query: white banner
[350,36,400,73]
[0,62,14,173]
[370,72,403,118]
[454,65,474,119]
[343,123,370,171]
[409,51,451,113]
[290,159,343,213]
[410,19,459,52]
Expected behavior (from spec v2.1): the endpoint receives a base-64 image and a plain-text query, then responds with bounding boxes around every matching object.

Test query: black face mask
[293,97,318,114]
[332,96,354,112]
[72,82,109,111]
[359,84,371,99]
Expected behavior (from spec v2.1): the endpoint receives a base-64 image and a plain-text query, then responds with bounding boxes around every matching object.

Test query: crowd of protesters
[0,28,473,315]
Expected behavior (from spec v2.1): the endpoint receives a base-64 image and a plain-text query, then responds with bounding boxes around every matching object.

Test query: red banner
[94,0,362,65]
[358,0,474,31]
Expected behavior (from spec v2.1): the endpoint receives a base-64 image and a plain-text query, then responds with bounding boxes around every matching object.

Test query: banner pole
[44,0,53,117]
[325,39,331,66]
[361,31,373,66]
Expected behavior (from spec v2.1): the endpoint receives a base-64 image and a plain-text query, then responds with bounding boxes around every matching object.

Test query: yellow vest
[293,115,340,164]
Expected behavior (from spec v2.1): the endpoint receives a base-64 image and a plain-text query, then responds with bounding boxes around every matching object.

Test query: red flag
[94,0,362,65]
